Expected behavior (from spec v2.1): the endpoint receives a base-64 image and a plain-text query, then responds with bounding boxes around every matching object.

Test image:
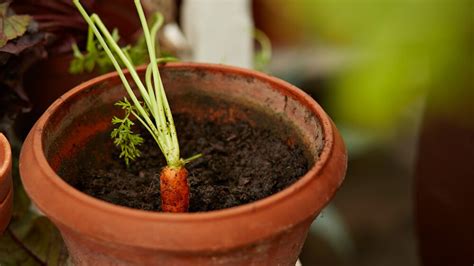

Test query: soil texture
[70,113,309,212]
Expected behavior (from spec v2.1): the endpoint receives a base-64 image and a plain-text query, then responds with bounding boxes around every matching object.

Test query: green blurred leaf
[0,2,8,47]
[253,28,272,72]
[281,0,473,134]
[127,36,148,66]
[0,2,31,47]
[69,12,169,74]
[69,58,84,74]
[83,52,97,72]
[0,2,8,16]
[3,15,31,41]
[69,43,85,74]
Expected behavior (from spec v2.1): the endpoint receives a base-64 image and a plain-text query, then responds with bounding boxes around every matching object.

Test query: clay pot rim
[29,62,336,222]
[0,133,12,191]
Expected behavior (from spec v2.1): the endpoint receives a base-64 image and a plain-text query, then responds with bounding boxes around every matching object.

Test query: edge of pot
[0,133,12,202]
[0,133,13,233]
[20,63,347,251]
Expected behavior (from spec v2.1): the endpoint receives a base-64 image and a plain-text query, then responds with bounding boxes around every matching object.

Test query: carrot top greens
[73,0,200,168]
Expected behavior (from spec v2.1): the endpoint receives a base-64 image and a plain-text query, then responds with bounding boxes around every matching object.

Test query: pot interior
[40,66,325,197]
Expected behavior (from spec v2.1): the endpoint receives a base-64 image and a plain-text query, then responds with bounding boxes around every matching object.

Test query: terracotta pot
[20,63,347,265]
[0,133,13,234]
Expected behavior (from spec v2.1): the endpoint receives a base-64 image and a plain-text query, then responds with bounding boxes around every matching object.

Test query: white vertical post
[181,0,254,69]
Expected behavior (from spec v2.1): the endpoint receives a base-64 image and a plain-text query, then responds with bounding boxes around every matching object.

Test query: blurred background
[254,1,473,265]
[1,0,472,265]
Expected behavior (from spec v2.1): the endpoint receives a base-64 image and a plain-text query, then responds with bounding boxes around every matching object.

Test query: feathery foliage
[73,0,200,168]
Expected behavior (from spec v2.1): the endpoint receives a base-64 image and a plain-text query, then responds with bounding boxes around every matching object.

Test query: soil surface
[69,113,309,212]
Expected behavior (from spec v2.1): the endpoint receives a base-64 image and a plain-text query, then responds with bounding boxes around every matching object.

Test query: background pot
[20,54,97,133]
[20,63,347,265]
[0,133,13,234]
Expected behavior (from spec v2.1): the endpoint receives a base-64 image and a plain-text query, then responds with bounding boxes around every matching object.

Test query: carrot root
[160,166,189,212]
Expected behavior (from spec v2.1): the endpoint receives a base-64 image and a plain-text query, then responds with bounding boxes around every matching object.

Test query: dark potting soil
[70,113,310,212]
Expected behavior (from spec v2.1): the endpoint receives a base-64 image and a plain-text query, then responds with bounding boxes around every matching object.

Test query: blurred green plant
[254,28,272,72]
[279,0,473,134]
[0,2,31,47]
[69,13,176,75]
[69,26,149,74]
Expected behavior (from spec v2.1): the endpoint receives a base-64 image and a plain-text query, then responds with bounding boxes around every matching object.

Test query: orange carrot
[160,166,190,212]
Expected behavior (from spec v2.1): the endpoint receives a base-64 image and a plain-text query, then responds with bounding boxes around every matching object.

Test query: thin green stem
[75,2,166,150]
[74,1,148,124]
[92,15,153,111]
[134,1,170,149]
[135,0,180,166]
[130,109,167,152]
[89,15,161,143]
[181,153,203,165]
[86,25,95,52]
[74,0,184,167]
[150,13,164,57]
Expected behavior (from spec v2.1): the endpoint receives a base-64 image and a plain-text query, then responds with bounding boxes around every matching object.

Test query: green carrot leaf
[111,98,144,167]
[73,0,200,168]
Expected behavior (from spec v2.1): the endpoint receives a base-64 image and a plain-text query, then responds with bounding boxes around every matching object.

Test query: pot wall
[20,63,347,265]
[57,218,313,265]
[0,133,13,234]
